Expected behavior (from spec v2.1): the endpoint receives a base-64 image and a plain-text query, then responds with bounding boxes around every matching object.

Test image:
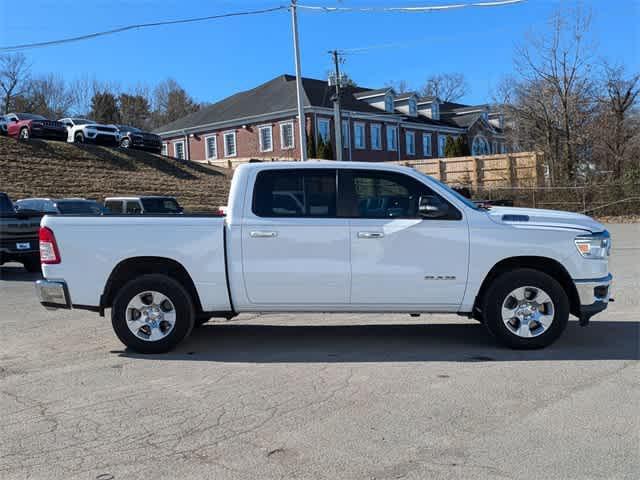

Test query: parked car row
[1,113,162,153]
[13,195,183,216]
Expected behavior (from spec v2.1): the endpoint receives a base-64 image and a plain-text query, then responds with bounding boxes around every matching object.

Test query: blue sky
[1,0,637,105]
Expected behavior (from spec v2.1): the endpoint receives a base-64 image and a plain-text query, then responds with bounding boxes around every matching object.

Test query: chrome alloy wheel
[125,291,176,342]
[501,286,555,338]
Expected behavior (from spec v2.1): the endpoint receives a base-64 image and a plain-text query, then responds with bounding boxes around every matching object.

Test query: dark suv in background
[112,124,162,153]
[0,193,42,272]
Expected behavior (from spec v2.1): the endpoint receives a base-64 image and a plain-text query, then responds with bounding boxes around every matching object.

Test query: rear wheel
[74,131,85,143]
[482,268,569,349]
[111,274,195,353]
[19,127,30,140]
[120,137,131,148]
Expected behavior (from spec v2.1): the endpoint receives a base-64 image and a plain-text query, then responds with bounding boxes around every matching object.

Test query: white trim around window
[386,125,398,151]
[223,130,237,157]
[438,134,447,157]
[354,122,366,149]
[173,140,185,160]
[405,131,415,156]
[258,125,273,153]
[161,142,168,156]
[204,134,217,160]
[422,133,432,157]
[279,121,295,150]
[370,123,382,150]
[341,119,350,148]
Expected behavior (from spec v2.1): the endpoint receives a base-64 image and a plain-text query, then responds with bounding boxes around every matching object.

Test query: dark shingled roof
[442,112,483,128]
[155,75,473,134]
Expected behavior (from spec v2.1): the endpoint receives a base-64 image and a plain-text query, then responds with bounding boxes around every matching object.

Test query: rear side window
[104,201,122,213]
[252,169,336,218]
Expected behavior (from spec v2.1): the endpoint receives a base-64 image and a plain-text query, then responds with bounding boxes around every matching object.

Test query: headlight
[574,230,611,259]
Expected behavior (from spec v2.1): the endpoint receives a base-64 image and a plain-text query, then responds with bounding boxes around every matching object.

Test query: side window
[104,201,121,213]
[253,169,336,218]
[346,170,461,220]
[126,201,142,214]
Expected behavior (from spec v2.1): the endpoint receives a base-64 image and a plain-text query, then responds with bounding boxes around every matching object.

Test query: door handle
[357,231,384,239]
[250,230,278,238]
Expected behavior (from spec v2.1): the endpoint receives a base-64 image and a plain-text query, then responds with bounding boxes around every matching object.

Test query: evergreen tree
[456,136,470,156]
[90,91,119,124]
[316,137,326,159]
[307,130,316,159]
[444,135,457,157]
[322,139,334,160]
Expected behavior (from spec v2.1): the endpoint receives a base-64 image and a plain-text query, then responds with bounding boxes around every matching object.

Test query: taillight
[39,227,61,264]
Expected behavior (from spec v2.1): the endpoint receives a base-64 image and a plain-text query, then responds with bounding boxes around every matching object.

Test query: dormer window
[431,102,440,120]
[408,99,417,116]
[385,94,394,113]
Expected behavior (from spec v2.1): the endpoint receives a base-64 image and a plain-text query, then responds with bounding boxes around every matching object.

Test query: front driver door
[241,168,350,306]
[344,169,469,308]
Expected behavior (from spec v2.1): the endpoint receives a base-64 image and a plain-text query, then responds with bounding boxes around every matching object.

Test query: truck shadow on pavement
[0,266,42,282]
[117,320,639,363]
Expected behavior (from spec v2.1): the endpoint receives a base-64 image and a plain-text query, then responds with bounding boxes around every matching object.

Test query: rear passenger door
[241,168,350,306]
[343,169,469,308]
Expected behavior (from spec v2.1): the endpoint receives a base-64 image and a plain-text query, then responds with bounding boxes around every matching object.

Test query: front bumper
[35,280,71,310]
[574,273,612,325]
[86,132,118,145]
[32,126,67,141]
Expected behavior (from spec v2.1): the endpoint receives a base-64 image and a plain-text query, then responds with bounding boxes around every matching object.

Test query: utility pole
[330,49,343,161]
[290,0,308,161]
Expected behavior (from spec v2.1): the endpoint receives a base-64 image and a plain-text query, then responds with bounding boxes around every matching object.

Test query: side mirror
[418,195,448,219]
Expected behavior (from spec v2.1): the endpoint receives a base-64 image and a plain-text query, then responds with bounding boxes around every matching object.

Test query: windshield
[140,198,181,213]
[117,125,140,132]
[56,200,104,215]
[17,113,46,120]
[415,170,480,211]
[0,194,15,214]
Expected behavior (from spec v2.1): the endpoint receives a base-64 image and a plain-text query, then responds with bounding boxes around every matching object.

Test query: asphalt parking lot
[1,223,638,480]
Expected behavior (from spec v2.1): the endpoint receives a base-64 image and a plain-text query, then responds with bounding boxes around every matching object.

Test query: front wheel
[482,268,569,349]
[74,132,85,143]
[111,274,195,353]
[19,127,30,140]
[120,137,131,148]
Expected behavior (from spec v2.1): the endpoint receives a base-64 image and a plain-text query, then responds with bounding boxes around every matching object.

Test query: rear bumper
[574,274,612,325]
[35,279,71,310]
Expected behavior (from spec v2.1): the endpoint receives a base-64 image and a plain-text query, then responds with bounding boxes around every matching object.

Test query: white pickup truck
[36,162,612,353]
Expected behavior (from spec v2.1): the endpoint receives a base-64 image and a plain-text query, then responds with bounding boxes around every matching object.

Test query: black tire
[120,137,131,148]
[482,268,569,349]
[74,131,85,143]
[111,274,195,354]
[19,127,30,140]
[22,256,41,273]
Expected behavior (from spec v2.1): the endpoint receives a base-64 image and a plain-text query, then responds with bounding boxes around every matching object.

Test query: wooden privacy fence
[207,152,545,189]
[388,152,545,188]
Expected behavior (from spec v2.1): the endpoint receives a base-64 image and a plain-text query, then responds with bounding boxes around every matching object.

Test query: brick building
[155,74,505,162]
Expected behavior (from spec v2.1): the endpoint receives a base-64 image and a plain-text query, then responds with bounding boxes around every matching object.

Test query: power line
[0,5,288,52]
[297,0,523,13]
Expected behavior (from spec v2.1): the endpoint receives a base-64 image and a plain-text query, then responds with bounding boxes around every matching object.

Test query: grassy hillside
[0,137,231,212]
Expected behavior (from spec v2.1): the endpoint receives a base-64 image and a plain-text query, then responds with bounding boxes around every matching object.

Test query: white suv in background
[58,118,118,145]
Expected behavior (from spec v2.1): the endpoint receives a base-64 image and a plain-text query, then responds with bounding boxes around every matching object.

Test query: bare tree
[151,78,199,127]
[420,73,469,102]
[19,74,74,119]
[385,80,411,94]
[0,53,30,113]
[592,63,639,178]
[515,7,595,180]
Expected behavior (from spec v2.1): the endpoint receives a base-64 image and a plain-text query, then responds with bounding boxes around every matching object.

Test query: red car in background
[6,113,67,141]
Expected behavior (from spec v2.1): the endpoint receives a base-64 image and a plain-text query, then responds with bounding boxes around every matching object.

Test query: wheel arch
[101,256,203,316]
[474,256,580,318]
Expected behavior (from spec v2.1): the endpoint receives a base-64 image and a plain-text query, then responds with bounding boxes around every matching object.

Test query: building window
[385,94,394,113]
[161,143,168,156]
[223,131,237,157]
[431,102,440,120]
[354,122,366,149]
[500,142,506,154]
[471,135,490,156]
[173,140,185,160]
[408,99,417,116]
[370,123,382,150]
[492,141,498,154]
[259,125,273,152]
[317,118,330,142]
[405,131,416,156]
[280,121,294,149]
[205,135,217,160]
[422,133,432,157]
[438,135,447,157]
[386,125,397,151]
[341,119,350,148]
